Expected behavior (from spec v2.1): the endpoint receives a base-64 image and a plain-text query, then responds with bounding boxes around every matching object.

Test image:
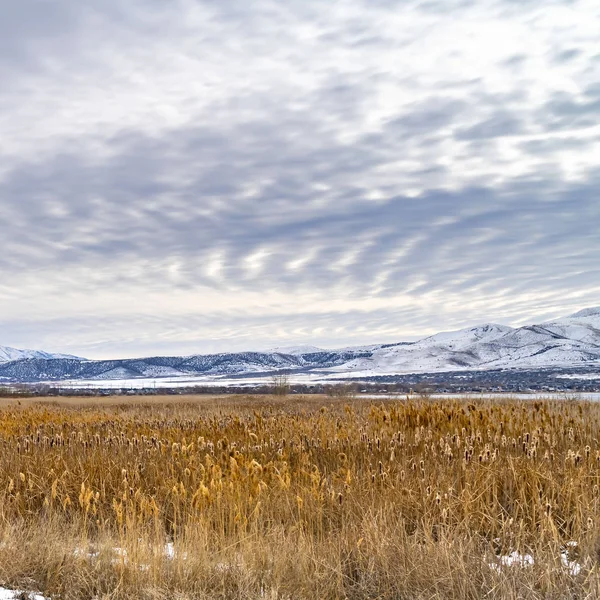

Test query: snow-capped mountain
[0,308,599,383]
[0,349,372,382]
[327,309,600,376]
[0,345,83,363]
[330,323,517,375]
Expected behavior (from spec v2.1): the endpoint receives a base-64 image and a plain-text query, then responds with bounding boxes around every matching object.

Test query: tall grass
[0,395,599,598]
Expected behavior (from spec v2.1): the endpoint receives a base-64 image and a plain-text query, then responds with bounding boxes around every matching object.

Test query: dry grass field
[1,393,600,599]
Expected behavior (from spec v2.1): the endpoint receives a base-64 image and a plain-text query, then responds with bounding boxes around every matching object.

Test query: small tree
[271,373,290,396]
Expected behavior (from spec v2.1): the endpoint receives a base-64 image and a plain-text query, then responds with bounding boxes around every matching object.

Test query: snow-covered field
[42,371,333,389]
[41,373,600,402]
[555,373,600,380]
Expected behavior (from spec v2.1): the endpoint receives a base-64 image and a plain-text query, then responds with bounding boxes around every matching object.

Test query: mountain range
[1,307,599,384]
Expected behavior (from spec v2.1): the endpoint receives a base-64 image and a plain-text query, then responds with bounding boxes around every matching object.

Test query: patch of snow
[498,551,535,568]
[489,542,582,576]
[164,542,175,559]
[555,373,600,380]
[561,553,582,576]
[74,542,184,570]
[560,541,582,576]
[0,587,48,600]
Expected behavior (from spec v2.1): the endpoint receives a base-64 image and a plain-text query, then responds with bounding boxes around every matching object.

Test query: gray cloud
[0,0,599,357]
[455,112,525,140]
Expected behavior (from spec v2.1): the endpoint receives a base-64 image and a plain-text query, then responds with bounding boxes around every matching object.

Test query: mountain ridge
[1,307,599,383]
[0,345,84,364]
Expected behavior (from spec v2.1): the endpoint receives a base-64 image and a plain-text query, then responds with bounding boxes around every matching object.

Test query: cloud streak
[0,0,599,358]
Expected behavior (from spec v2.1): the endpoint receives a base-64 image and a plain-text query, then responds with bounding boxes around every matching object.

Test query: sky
[0,0,599,359]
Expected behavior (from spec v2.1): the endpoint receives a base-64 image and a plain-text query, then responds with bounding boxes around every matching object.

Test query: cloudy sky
[1,0,599,359]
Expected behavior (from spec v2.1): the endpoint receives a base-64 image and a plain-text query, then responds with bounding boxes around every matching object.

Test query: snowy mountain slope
[419,323,515,347]
[0,349,372,382]
[0,344,83,363]
[1,308,599,383]
[324,324,516,375]
[538,307,600,345]
[323,310,600,375]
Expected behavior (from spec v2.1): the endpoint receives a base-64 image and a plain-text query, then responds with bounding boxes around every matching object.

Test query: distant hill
[1,308,599,383]
[0,344,83,364]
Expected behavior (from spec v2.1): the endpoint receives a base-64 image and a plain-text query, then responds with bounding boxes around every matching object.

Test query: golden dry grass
[0,394,600,599]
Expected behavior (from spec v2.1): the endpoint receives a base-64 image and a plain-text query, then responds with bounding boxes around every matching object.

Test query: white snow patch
[489,542,582,576]
[0,588,48,600]
[74,542,184,571]
[492,551,535,570]
[555,373,600,380]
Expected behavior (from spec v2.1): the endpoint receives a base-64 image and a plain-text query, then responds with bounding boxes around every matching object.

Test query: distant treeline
[0,381,417,398]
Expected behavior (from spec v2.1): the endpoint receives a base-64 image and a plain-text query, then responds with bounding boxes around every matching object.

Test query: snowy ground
[0,589,46,600]
[41,373,600,402]
[41,372,334,390]
[555,373,600,380]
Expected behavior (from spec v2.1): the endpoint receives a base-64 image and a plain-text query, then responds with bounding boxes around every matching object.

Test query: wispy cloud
[0,0,599,357]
